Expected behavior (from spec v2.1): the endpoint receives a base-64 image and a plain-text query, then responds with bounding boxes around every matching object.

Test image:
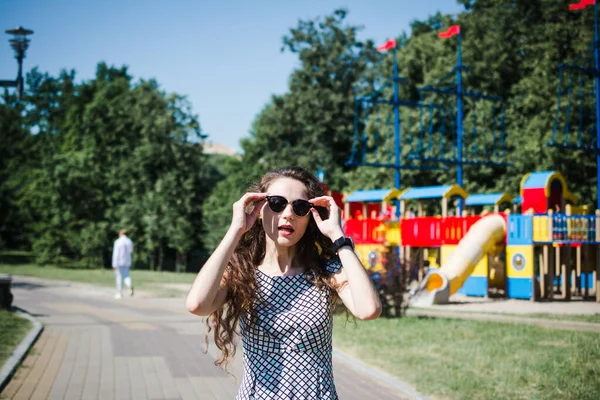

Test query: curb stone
[332,348,429,400]
[0,307,44,392]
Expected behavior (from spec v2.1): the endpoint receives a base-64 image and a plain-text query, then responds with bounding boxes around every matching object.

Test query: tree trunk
[157,240,165,272]
[176,252,187,273]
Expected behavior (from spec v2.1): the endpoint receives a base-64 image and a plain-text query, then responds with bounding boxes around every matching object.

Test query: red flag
[376,39,396,52]
[569,0,595,10]
[438,25,460,39]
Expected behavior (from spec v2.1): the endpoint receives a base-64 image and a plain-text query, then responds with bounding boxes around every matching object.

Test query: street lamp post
[0,26,34,100]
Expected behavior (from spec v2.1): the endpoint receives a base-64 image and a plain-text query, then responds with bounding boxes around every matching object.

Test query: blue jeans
[115,266,132,292]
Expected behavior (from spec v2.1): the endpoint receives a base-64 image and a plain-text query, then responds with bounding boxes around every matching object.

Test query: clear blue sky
[0,0,464,152]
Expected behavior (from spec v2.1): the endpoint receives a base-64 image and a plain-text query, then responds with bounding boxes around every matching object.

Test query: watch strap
[331,236,354,253]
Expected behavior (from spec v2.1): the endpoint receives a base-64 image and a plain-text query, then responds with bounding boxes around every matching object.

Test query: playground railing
[552,214,597,243]
[532,215,551,242]
[344,218,386,244]
[441,216,482,245]
[509,214,534,244]
[400,215,491,246]
[400,217,443,247]
[384,220,401,246]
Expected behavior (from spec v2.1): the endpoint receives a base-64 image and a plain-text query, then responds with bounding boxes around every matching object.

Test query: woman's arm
[331,248,382,320]
[309,196,382,320]
[185,229,241,316]
[185,193,266,316]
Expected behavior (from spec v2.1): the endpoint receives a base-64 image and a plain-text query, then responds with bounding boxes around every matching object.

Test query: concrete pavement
[1,277,416,400]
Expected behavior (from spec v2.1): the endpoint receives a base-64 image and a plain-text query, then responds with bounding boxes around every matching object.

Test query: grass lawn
[0,263,196,298]
[523,313,600,324]
[0,310,32,367]
[333,315,600,400]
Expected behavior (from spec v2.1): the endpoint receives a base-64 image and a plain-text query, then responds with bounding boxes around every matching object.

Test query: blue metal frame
[347,45,448,218]
[345,161,447,171]
[407,30,509,213]
[547,2,600,209]
[408,156,509,167]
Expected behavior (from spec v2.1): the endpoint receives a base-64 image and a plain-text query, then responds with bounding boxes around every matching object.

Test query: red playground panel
[441,216,481,244]
[344,218,386,244]
[401,217,443,247]
[401,214,508,246]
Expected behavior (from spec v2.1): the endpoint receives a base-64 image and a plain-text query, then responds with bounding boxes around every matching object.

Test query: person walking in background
[112,229,134,299]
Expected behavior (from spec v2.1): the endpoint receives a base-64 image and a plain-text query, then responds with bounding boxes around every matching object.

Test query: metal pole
[456,31,464,213]
[595,2,600,210]
[16,53,23,99]
[393,46,401,219]
[392,45,404,278]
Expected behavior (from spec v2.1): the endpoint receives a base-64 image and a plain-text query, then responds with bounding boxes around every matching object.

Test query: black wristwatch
[330,236,354,254]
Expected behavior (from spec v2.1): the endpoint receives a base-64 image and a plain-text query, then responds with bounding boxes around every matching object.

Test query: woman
[186,166,382,399]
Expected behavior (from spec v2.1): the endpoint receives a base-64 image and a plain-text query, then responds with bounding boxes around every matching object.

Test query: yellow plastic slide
[410,214,506,306]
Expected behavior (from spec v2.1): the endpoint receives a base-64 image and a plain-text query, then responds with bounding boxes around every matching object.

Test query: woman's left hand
[309,196,345,240]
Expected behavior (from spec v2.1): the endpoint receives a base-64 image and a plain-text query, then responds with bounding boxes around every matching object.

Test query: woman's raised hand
[230,193,267,235]
[309,196,345,240]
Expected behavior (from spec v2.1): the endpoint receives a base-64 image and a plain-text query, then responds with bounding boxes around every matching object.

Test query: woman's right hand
[230,193,267,235]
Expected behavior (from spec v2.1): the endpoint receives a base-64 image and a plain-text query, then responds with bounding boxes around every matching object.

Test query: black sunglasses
[266,195,314,217]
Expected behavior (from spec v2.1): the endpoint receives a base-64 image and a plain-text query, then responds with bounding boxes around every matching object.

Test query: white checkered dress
[236,259,342,399]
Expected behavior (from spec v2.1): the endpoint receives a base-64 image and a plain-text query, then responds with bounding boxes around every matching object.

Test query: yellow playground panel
[532,215,551,242]
[426,247,440,269]
[440,244,489,295]
[383,221,401,246]
[354,243,387,274]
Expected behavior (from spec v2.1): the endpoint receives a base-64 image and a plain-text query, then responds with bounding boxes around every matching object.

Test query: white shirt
[112,235,134,268]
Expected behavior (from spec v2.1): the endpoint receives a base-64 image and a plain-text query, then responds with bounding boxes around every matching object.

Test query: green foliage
[241,9,380,190]
[391,0,597,201]
[3,2,599,260]
[0,100,30,249]
[202,3,600,252]
[250,2,598,205]
[202,9,381,250]
[1,63,217,269]
[201,156,261,250]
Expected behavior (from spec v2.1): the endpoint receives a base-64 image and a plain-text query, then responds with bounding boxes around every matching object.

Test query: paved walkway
[428,293,600,315]
[2,277,415,400]
[406,308,600,332]
[407,293,600,332]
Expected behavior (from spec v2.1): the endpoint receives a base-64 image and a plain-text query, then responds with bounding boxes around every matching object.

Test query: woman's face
[261,177,311,248]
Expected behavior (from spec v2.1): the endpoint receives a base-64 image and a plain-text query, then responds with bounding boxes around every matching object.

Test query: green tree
[3,63,213,269]
[242,9,380,190]
[346,0,597,207]
[202,9,381,251]
[0,98,30,248]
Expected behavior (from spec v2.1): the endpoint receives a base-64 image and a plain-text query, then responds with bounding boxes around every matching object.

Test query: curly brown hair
[205,166,341,369]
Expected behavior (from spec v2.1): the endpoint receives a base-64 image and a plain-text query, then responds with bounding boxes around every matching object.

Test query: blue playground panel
[507,215,533,245]
[457,276,487,297]
[552,272,595,289]
[507,277,532,299]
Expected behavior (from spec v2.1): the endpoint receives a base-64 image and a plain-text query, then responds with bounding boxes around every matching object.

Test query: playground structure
[341,171,600,304]
[339,2,600,305]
